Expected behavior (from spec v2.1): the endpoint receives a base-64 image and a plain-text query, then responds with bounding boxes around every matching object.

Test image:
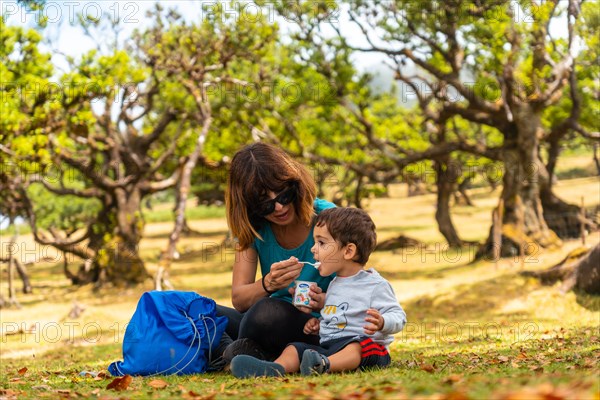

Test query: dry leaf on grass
[185,391,216,400]
[494,382,593,400]
[420,363,436,373]
[106,374,132,391]
[443,374,463,385]
[17,367,28,375]
[0,389,21,398]
[148,379,168,389]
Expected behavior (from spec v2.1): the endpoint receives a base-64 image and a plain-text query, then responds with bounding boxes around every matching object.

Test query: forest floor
[1,164,599,399]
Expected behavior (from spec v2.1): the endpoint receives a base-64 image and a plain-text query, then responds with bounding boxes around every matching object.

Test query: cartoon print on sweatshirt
[322,302,349,334]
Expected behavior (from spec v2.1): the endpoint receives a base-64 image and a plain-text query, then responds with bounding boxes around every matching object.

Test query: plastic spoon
[300,261,320,268]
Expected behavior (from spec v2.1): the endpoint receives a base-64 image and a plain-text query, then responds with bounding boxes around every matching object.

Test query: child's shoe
[300,350,330,375]
[230,355,285,378]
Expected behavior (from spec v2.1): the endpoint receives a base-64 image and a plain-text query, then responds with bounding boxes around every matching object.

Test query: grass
[1,173,599,399]
[141,203,226,223]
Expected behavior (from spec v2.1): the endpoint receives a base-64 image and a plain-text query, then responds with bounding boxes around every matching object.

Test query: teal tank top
[252,198,336,306]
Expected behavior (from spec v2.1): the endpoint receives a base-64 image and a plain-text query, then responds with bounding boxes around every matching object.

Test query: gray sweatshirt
[319,268,406,347]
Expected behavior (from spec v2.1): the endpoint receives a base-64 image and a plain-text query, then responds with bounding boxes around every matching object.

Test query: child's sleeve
[371,281,407,335]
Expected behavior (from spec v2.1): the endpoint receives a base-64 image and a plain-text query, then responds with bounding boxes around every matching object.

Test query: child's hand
[363,308,384,335]
[303,317,320,335]
[308,284,325,310]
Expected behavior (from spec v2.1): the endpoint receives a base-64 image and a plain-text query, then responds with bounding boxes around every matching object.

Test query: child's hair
[315,207,377,265]
[225,142,317,249]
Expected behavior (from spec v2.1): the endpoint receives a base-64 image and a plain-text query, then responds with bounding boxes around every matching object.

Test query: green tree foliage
[273,0,595,253]
[1,7,281,285]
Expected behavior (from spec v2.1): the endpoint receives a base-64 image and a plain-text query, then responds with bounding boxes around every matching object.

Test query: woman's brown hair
[225,142,317,249]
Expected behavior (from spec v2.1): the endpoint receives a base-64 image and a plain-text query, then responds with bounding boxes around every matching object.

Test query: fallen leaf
[420,364,435,373]
[17,367,28,375]
[497,356,509,363]
[188,392,216,400]
[443,374,463,385]
[442,392,469,400]
[148,379,168,389]
[91,388,100,396]
[106,374,132,391]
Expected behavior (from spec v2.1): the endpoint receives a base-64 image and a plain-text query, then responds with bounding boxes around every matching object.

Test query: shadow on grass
[575,292,600,311]
[404,273,539,323]
[170,259,233,276]
[377,225,433,233]
[379,261,475,280]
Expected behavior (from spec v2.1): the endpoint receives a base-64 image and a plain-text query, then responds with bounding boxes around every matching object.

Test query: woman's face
[262,189,297,226]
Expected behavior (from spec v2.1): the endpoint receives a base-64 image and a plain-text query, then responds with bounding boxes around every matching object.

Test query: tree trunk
[434,160,463,247]
[521,244,600,294]
[106,186,148,285]
[7,243,21,309]
[540,139,597,238]
[478,109,561,259]
[575,243,600,294]
[540,185,594,238]
[593,143,600,175]
[73,188,149,286]
[353,174,364,208]
[156,117,211,290]
[14,259,32,294]
[454,177,474,206]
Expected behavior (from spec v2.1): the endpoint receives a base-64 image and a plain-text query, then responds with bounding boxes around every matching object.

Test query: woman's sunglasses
[255,185,297,217]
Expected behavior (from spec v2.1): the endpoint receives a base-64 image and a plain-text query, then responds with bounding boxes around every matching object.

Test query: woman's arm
[231,248,304,312]
[231,247,266,312]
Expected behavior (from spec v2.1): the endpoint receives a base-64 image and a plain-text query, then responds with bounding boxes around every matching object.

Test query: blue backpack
[108,291,228,376]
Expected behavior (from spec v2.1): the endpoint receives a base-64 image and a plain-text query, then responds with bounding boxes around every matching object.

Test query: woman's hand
[264,257,303,292]
[303,317,320,335]
[363,308,384,335]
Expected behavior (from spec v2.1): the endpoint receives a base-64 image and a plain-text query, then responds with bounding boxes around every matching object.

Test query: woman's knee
[240,298,296,335]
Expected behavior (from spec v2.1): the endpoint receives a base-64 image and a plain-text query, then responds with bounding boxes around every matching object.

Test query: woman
[216,142,335,362]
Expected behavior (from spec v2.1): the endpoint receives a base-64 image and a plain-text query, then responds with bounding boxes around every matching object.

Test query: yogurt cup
[293,281,315,307]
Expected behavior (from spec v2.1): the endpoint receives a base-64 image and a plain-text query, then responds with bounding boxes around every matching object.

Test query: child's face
[310,224,345,276]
